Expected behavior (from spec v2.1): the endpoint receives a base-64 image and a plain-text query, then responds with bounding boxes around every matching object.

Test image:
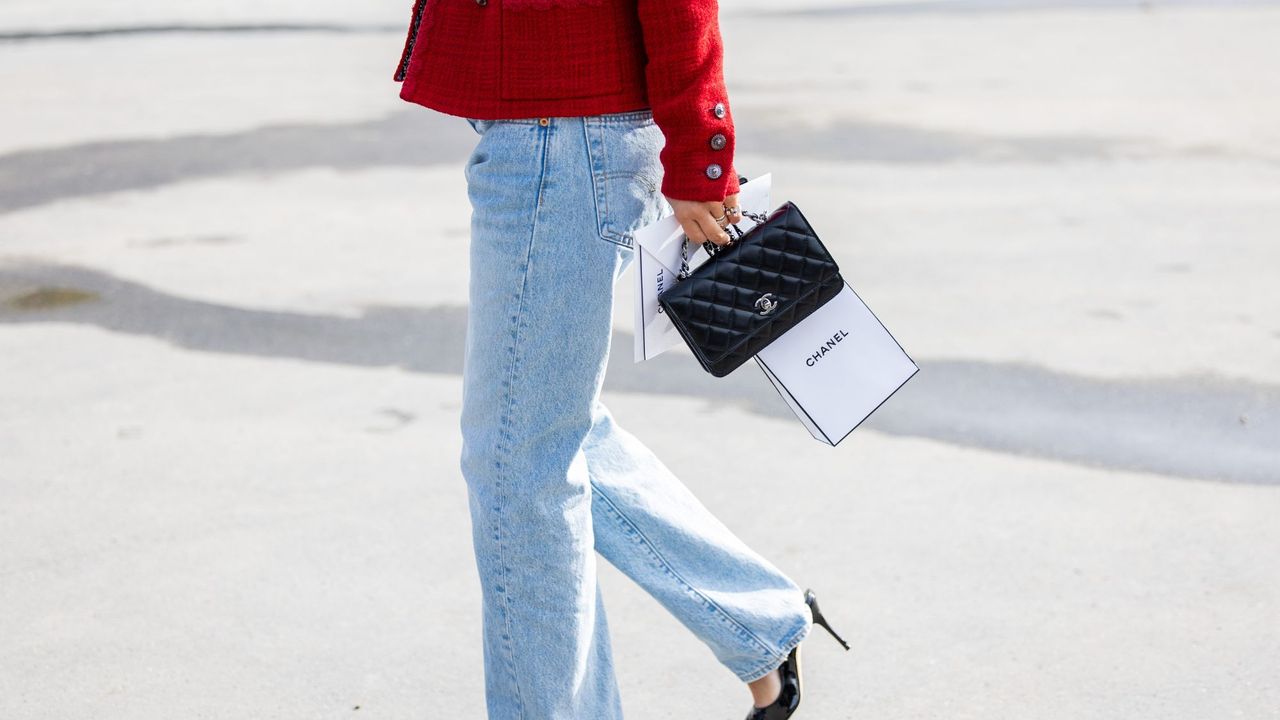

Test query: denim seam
[589,480,780,664]
[738,616,812,683]
[583,122,630,248]
[583,121,622,248]
[590,109,655,125]
[582,121,606,244]
[593,123,617,246]
[490,122,552,720]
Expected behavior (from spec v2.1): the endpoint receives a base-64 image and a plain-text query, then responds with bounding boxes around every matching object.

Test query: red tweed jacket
[393,0,740,202]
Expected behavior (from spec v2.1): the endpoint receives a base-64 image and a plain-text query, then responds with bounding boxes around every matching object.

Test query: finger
[679,216,708,245]
[720,196,742,222]
[700,202,728,228]
[704,199,729,215]
[694,213,732,246]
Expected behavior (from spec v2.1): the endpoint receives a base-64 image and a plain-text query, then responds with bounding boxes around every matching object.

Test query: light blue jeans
[458,109,812,719]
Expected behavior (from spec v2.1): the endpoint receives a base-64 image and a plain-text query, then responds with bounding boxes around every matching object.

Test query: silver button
[712,102,726,119]
[709,133,727,150]
[705,163,723,180]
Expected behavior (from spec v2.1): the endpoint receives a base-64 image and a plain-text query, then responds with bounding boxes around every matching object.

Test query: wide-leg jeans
[458,109,813,719]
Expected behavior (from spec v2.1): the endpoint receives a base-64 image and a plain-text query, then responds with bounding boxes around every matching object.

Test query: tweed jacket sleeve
[636,0,741,202]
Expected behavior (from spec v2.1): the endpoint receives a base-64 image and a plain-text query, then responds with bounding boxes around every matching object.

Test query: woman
[393,1,848,717]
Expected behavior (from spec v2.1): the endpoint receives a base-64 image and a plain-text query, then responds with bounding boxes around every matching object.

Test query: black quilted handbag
[657,200,844,377]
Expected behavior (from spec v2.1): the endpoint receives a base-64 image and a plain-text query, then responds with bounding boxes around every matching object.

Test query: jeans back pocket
[584,113,666,248]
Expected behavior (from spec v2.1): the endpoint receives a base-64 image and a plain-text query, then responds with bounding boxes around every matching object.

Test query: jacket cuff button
[712,102,726,119]
[709,133,727,150]
[705,163,723,180]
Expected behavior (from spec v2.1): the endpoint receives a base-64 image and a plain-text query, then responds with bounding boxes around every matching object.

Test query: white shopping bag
[632,174,773,362]
[755,281,918,446]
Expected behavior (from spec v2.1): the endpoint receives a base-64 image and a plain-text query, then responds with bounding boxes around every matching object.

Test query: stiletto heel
[742,588,849,719]
[804,588,851,650]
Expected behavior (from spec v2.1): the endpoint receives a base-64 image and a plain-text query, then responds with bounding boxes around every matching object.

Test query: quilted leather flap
[658,202,842,364]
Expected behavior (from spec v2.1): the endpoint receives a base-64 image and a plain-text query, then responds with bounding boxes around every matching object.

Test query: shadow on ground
[3,261,1276,485]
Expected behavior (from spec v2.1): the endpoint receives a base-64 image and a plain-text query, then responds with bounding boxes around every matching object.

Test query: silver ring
[724,205,742,216]
[712,212,729,226]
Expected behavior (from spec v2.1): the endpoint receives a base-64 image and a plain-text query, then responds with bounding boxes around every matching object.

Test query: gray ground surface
[2,2,1278,718]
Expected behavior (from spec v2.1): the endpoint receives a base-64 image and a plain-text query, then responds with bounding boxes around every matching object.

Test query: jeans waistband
[472,109,654,126]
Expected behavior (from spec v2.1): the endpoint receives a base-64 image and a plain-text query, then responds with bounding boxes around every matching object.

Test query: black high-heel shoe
[743,588,850,720]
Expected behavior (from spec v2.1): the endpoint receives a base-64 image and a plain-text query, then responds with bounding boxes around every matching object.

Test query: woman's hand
[668,192,742,247]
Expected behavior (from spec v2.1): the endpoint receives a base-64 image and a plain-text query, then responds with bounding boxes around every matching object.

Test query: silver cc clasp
[755,293,778,316]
